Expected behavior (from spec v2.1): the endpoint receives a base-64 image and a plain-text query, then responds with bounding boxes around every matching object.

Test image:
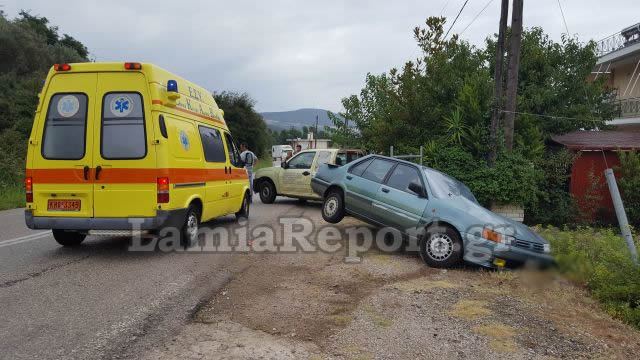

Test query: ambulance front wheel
[52,229,86,247]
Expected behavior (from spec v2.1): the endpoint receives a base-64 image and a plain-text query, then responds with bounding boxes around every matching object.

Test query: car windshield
[424,168,479,204]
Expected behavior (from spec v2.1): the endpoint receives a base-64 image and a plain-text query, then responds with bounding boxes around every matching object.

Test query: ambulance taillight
[25,177,33,203]
[157,177,170,203]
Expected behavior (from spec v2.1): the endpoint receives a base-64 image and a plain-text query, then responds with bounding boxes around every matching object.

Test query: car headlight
[543,243,551,253]
[482,227,514,245]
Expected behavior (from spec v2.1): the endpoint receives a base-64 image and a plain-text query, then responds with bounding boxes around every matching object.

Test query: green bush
[425,146,541,207]
[541,227,640,328]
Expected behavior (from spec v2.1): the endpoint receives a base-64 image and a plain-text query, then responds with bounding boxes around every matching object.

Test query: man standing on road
[240,143,258,201]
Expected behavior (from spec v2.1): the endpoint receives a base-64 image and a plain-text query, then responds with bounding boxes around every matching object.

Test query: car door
[222,132,247,213]
[197,125,230,218]
[92,72,157,218]
[307,150,333,198]
[279,151,317,196]
[31,73,97,219]
[376,163,428,233]
[344,157,395,224]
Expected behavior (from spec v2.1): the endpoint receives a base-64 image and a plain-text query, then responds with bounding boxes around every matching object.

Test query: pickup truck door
[278,151,317,196]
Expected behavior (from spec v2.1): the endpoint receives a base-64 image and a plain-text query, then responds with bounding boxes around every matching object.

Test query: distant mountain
[260,108,340,131]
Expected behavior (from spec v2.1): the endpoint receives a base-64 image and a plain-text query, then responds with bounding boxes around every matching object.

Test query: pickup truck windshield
[424,168,479,204]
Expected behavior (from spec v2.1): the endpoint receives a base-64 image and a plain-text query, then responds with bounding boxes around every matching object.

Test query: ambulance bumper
[25,209,187,231]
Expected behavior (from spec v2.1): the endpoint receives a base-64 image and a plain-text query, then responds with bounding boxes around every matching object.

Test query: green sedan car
[311,155,553,269]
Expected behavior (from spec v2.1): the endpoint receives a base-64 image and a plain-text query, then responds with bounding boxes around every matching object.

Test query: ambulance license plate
[48,199,81,211]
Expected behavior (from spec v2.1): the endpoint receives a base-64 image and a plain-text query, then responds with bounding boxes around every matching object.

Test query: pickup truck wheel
[180,206,200,248]
[322,189,345,223]
[52,229,86,247]
[419,225,463,268]
[235,192,250,220]
[259,180,276,204]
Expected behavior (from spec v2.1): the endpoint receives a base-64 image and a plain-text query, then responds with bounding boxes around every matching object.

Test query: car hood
[446,197,547,245]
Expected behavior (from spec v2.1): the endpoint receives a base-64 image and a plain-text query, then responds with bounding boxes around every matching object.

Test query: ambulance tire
[52,229,86,247]
[180,205,200,249]
[236,192,250,220]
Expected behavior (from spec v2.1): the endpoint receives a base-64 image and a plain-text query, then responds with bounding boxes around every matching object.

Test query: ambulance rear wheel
[53,230,86,247]
[236,192,250,220]
[259,180,276,204]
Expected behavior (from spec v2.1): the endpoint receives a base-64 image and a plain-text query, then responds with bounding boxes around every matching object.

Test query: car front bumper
[463,234,554,269]
[24,209,187,231]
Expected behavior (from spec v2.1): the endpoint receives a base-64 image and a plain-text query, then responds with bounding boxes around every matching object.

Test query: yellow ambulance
[24,62,250,247]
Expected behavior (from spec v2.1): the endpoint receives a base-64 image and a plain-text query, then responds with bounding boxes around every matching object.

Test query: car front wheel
[322,189,345,223]
[259,180,276,204]
[419,225,463,268]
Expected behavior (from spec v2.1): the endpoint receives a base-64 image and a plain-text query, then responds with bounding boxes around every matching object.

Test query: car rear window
[199,126,227,163]
[42,93,88,160]
[361,159,395,183]
[101,92,146,159]
[348,158,373,176]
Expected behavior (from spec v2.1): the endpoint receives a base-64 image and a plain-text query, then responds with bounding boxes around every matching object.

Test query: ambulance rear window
[42,93,88,160]
[101,92,146,159]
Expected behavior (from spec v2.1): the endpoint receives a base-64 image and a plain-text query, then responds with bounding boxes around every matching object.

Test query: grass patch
[541,227,640,329]
[0,185,24,210]
[473,323,518,353]
[449,299,491,320]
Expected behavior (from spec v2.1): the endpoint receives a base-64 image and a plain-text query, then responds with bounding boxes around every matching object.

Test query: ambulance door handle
[83,166,90,181]
[95,166,102,180]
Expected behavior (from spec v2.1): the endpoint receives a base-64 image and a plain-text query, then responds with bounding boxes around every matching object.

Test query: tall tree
[214,92,270,156]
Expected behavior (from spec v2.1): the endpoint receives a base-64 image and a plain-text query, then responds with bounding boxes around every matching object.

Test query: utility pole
[504,0,524,151]
[315,114,319,149]
[488,0,509,165]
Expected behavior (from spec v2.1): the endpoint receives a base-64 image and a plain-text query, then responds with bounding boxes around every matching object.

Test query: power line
[439,0,453,16]
[556,0,569,34]
[444,0,471,40]
[460,0,495,36]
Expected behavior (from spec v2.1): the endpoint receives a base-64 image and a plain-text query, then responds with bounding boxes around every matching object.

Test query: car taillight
[157,177,169,203]
[53,63,71,71]
[25,177,33,203]
[124,62,142,70]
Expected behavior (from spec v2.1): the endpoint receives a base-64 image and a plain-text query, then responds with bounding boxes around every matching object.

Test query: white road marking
[0,231,52,249]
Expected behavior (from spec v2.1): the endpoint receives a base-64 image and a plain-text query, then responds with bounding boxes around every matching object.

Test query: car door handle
[302,171,310,176]
[95,166,102,180]
[83,166,90,181]
[381,187,390,193]
[346,175,353,180]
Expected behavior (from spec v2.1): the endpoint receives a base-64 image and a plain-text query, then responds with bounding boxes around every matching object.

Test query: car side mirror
[281,161,288,169]
[408,182,426,197]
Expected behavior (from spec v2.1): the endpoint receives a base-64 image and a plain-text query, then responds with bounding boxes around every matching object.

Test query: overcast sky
[3,1,639,112]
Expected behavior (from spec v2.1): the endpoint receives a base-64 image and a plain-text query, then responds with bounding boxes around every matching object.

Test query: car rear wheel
[180,206,200,248]
[259,180,276,204]
[419,225,463,268]
[236,192,250,220]
[52,229,86,247]
[322,189,345,223]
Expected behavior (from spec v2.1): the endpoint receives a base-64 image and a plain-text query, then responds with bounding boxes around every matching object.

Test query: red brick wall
[570,151,621,222]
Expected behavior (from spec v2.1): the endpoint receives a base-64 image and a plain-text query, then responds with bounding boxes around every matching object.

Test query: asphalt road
[0,199,306,360]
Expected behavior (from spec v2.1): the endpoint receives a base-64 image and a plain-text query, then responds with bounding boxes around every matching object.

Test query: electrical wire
[556,0,570,34]
[439,0,453,16]
[460,0,495,36]
[444,0,471,40]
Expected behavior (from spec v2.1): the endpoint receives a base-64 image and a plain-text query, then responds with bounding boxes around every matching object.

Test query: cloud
[6,0,639,111]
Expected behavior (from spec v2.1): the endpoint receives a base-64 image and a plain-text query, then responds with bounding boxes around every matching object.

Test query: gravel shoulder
[144,202,640,360]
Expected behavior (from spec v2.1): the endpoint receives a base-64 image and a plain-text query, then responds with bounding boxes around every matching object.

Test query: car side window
[198,126,226,163]
[361,159,395,183]
[348,158,374,176]
[287,152,316,169]
[316,151,332,166]
[223,132,243,167]
[386,164,423,194]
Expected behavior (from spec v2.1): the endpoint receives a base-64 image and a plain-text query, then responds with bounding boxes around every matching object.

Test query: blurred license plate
[47,200,81,211]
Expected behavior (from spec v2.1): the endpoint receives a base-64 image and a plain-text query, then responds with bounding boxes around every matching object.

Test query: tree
[214,92,270,157]
[0,11,90,188]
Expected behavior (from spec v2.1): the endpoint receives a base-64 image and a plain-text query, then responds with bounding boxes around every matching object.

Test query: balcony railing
[596,24,640,57]
[615,97,640,118]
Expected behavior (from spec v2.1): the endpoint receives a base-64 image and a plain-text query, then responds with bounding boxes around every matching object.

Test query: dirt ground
[143,204,640,360]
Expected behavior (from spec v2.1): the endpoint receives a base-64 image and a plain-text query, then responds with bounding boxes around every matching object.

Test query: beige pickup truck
[254,148,364,203]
